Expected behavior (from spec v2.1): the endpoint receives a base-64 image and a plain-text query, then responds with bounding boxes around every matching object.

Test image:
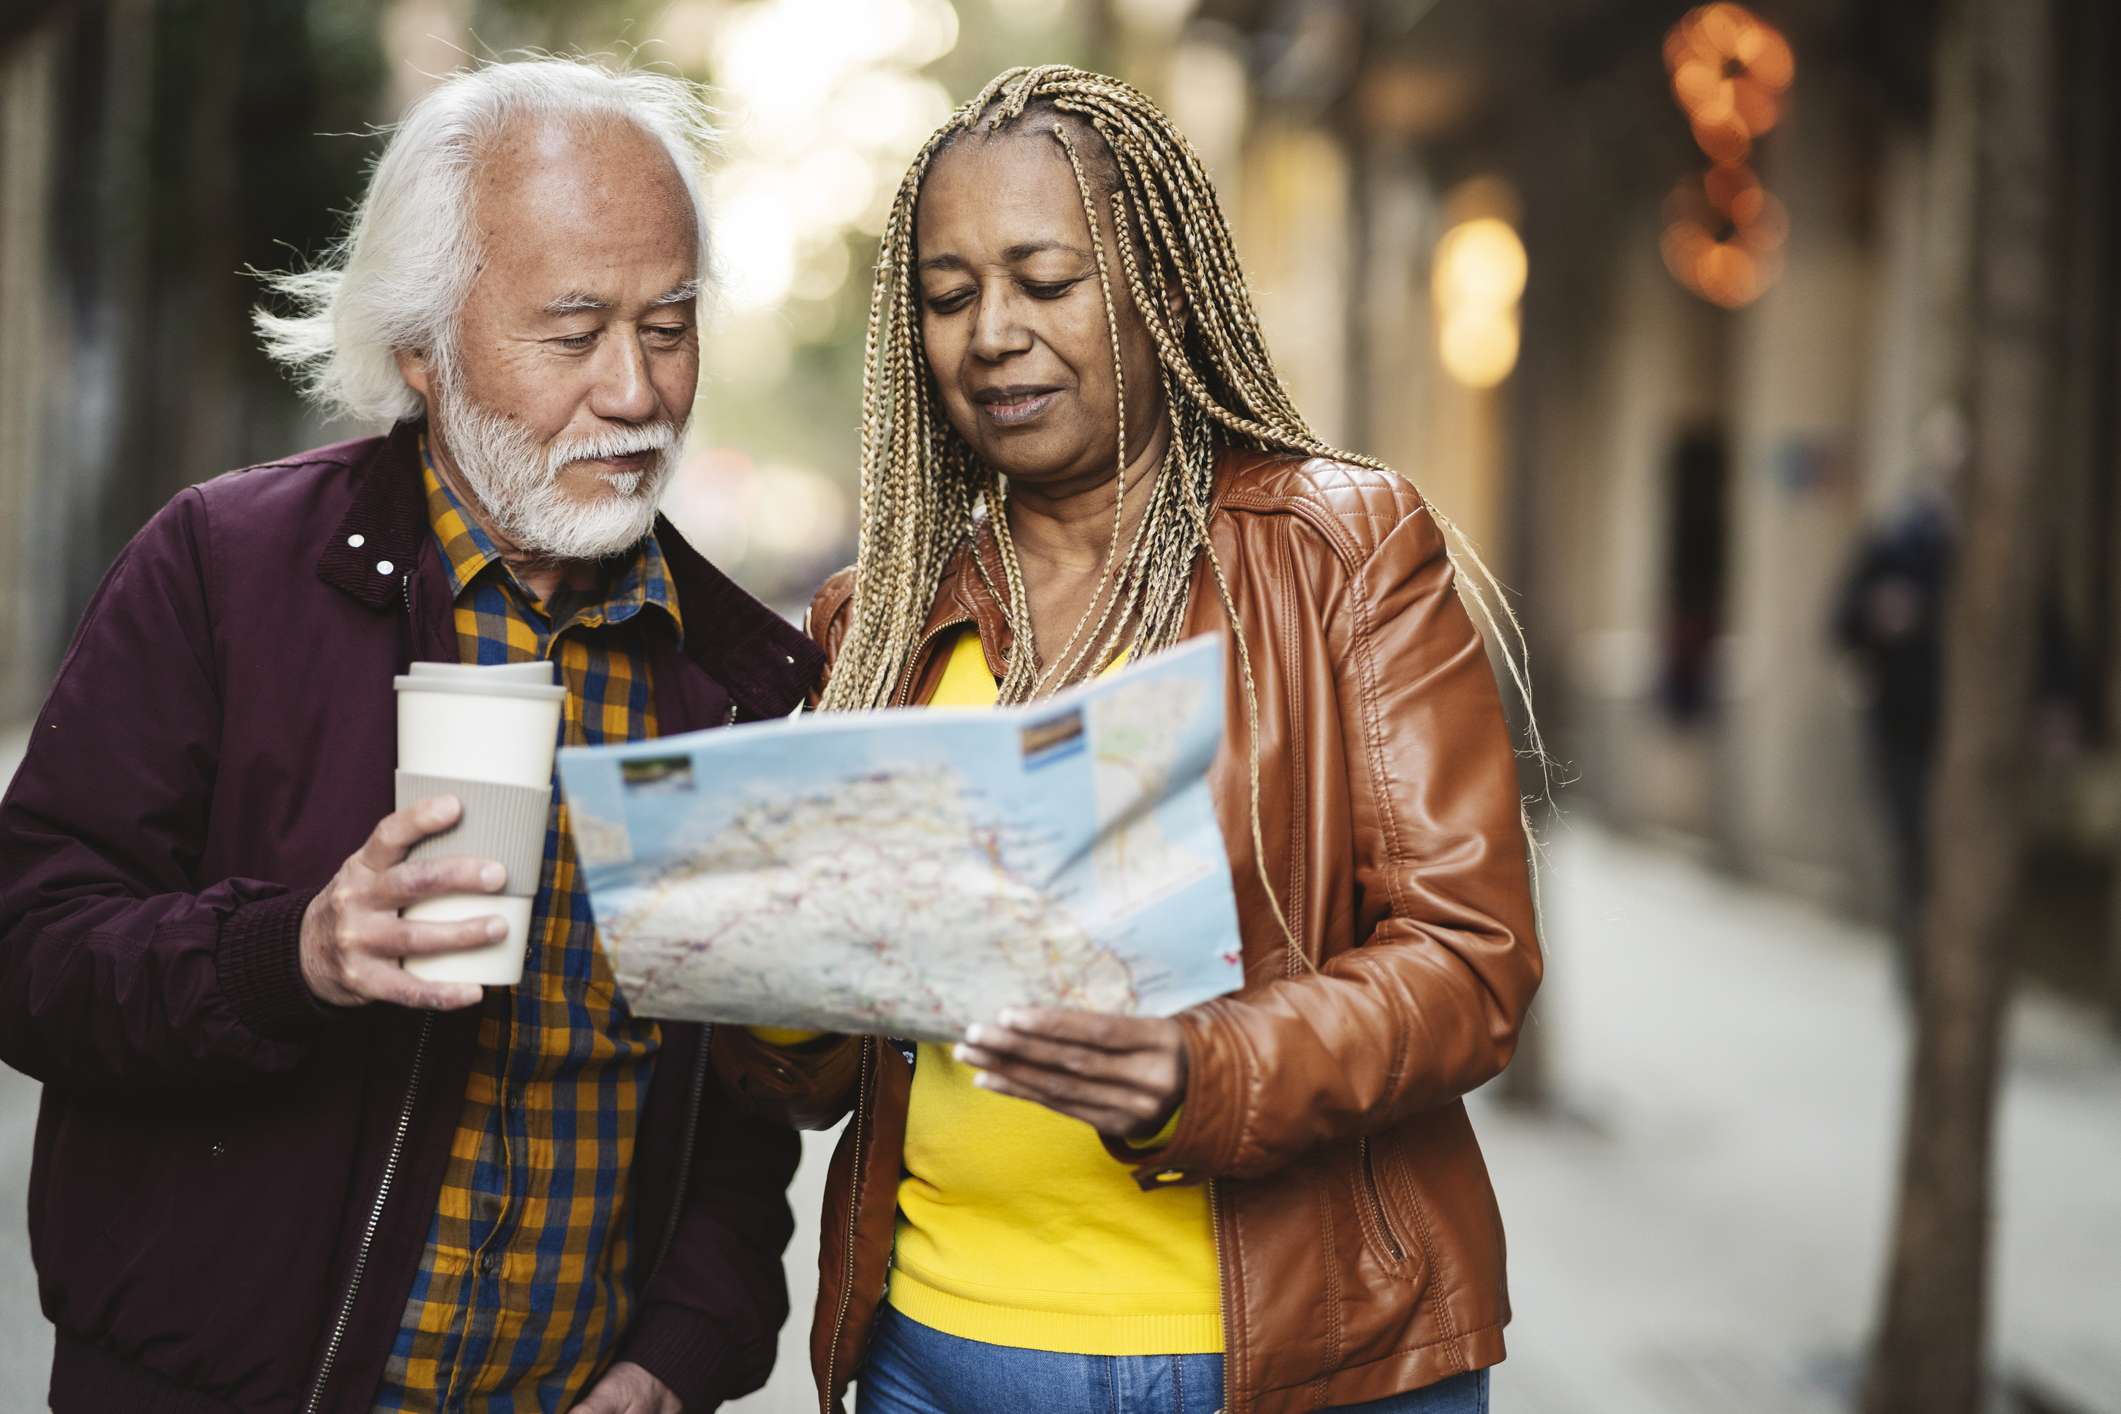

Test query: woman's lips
[978,390,1058,427]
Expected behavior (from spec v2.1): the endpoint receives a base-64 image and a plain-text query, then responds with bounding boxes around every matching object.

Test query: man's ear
[395,347,436,403]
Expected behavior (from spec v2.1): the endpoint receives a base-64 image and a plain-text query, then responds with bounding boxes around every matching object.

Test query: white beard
[431,388,680,562]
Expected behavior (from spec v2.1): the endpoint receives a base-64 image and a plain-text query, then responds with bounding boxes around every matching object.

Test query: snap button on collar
[376,559,395,576]
[347,533,366,548]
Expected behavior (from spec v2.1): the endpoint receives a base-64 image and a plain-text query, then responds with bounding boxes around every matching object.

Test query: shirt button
[479,1250,501,1275]
[1154,1169,1186,1184]
[376,559,395,576]
[346,533,366,549]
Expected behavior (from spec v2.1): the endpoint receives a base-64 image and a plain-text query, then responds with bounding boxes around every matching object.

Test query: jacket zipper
[1209,1178,1232,1414]
[821,1036,874,1414]
[1357,1136,1406,1262]
[891,621,966,708]
[303,1009,434,1414]
[652,1027,713,1276]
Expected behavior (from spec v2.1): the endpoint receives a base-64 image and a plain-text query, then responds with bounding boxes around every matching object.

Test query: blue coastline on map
[556,634,1245,1030]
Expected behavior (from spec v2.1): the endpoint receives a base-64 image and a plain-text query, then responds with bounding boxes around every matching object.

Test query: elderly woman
[722,65,1541,1414]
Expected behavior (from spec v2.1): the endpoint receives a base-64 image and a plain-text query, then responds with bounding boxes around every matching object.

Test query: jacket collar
[318,422,429,611]
[316,420,823,719]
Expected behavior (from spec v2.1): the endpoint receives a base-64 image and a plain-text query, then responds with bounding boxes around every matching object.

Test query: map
[555,634,1244,1041]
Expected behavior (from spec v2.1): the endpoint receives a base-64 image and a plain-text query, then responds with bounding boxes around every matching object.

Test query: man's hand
[569,1360,682,1414]
[298,795,503,1011]
[954,1008,1188,1142]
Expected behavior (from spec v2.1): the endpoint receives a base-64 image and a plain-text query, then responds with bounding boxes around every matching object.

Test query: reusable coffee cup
[393,663,566,986]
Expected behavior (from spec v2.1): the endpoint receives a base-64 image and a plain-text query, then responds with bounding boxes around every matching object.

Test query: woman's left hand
[955,1008,1188,1142]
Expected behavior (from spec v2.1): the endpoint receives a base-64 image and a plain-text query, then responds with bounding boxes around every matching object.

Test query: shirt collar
[418,433,683,639]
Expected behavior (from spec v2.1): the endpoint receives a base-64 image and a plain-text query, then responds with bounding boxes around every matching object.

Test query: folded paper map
[556,633,1244,1041]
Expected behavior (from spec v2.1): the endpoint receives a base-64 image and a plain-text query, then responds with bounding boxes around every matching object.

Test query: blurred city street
[2,715,2114,1411]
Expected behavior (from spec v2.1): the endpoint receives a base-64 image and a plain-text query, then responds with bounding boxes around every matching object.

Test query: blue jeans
[856,1305,1491,1414]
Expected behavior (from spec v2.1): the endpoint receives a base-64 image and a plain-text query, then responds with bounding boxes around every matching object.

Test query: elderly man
[0,58,818,1414]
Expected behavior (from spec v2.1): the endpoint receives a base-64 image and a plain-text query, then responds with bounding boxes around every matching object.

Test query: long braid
[819,66,1548,966]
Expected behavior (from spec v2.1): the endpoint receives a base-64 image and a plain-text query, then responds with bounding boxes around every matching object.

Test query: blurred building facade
[1117,0,2121,1015]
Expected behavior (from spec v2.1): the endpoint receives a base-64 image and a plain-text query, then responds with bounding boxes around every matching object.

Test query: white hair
[254,56,716,426]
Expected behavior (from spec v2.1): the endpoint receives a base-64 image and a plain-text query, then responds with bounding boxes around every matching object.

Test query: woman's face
[914,128,1169,492]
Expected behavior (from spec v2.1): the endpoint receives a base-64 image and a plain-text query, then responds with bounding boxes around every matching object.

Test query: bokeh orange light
[1660,164,1788,309]
[1665,3,1796,142]
[1662,4,1793,308]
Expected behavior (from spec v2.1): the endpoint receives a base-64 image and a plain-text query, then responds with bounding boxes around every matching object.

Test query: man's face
[406,116,700,562]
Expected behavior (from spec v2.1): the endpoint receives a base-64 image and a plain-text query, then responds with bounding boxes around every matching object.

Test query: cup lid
[393,674,566,702]
[407,661,558,685]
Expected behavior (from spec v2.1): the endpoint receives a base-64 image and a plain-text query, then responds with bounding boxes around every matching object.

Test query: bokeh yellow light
[1431,218,1528,314]
[1432,215,1527,390]
[1438,310,1522,391]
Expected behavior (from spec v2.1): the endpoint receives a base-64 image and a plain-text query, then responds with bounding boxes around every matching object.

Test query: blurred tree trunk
[76,0,157,608]
[0,23,62,723]
[166,0,244,488]
[1862,1,2059,1410]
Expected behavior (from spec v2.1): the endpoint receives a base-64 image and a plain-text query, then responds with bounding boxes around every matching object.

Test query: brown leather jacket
[715,448,1541,1413]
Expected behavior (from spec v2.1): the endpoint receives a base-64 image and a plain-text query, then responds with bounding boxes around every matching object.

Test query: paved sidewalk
[1475,824,2121,1414]
[1,718,2114,1412]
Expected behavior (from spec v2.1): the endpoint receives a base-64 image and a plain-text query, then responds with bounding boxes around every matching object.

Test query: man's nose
[587,330,659,423]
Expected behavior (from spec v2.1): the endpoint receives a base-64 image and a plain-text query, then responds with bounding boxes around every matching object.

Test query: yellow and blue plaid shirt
[374,444,674,1411]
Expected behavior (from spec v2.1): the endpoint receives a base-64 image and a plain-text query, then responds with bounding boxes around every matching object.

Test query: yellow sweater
[883,627,1222,1354]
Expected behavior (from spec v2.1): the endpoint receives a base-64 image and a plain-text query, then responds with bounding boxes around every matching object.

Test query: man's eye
[646,324,689,342]
[551,333,596,351]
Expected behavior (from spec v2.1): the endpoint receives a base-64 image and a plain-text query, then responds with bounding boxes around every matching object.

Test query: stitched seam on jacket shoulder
[1343,530,1412,1097]
[1276,521,1308,967]
[1217,491,1365,574]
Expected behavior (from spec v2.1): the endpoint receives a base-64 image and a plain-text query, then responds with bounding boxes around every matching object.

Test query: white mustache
[547,422,678,477]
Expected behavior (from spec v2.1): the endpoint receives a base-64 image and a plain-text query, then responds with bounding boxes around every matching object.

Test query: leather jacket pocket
[1349,1135,1422,1282]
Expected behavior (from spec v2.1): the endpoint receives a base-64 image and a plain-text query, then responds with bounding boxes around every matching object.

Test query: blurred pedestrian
[719,66,1542,1414]
[0,58,816,1414]
[1834,479,1953,998]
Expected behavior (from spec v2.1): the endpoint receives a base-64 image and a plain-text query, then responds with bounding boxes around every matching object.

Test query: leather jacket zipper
[1209,1178,1232,1414]
[891,620,968,708]
[303,1009,434,1414]
[652,1027,713,1276]
[821,1036,874,1413]
[1357,1136,1406,1262]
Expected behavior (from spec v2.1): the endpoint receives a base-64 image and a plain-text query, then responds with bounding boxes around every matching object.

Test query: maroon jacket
[0,424,824,1413]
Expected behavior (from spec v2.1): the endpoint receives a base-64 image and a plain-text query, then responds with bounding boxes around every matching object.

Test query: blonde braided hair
[821,65,1545,963]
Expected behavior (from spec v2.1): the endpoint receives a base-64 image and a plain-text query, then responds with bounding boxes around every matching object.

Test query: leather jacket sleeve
[1122,496,1541,1184]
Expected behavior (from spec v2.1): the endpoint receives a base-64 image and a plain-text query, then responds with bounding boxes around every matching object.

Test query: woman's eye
[924,291,974,314]
[1024,280,1078,300]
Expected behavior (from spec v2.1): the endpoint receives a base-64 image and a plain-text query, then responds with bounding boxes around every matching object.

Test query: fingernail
[963,1026,987,1047]
[480,863,506,890]
[485,917,507,941]
[431,795,460,820]
[971,1071,995,1090]
[996,1010,1025,1029]
[951,1043,972,1064]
